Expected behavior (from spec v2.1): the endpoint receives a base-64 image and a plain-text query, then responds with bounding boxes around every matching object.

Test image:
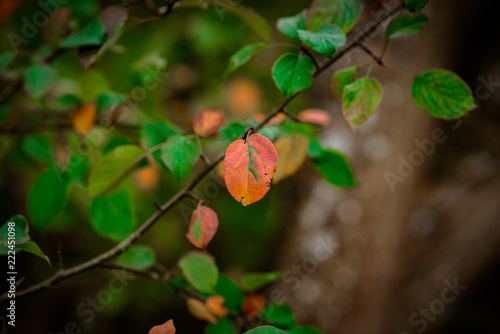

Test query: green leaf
[161,135,201,180]
[179,251,219,293]
[97,92,125,113]
[179,0,272,43]
[21,135,53,164]
[0,51,14,71]
[89,187,136,242]
[88,145,146,198]
[287,326,324,334]
[245,326,287,334]
[297,25,346,57]
[205,317,236,334]
[59,18,106,48]
[331,66,358,97]
[242,271,282,292]
[16,241,51,266]
[80,6,128,67]
[217,0,272,43]
[385,13,429,38]
[0,215,29,246]
[272,53,315,97]
[214,275,245,313]
[226,43,267,76]
[342,77,382,130]
[262,304,295,327]
[28,169,70,229]
[276,9,307,39]
[411,70,475,119]
[166,278,192,290]
[406,0,428,13]
[24,64,58,98]
[115,245,156,270]
[221,123,246,142]
[307,0,362,34]
[312,149,357,188]
[51,93,80,110]
[67,153,89,185]
[142,121,179,169]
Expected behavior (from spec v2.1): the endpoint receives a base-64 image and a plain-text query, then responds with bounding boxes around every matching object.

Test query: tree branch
[3,1,404,302]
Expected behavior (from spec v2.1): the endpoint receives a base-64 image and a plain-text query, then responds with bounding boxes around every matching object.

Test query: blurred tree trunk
[273,0,500,332]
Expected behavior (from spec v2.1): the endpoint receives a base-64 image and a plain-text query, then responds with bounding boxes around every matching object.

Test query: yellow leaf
[187,298,218,324]
[273,135,309,184]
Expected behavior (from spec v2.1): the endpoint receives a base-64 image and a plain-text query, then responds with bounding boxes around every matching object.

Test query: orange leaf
[192,108,224,137]
[267,113,286,125]
[187,298,218,324]
[133,165,161,192]
[223,133,278,206]
[149,319,176,334]
[297,109,330,129]
[252,113,266,123]
[242,294,266,316]
[226,78,261,115]
[205,295,229,318]
[72,103,96,135]
[186,201,219,250]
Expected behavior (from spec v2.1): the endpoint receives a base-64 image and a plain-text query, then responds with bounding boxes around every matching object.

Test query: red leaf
[297,109,330,129]
[242,294,266,316]
[149,319,176,334]
[186,201,219,250]
[192,108,224,137]
[223,133,278,206]
[205,295,229,318]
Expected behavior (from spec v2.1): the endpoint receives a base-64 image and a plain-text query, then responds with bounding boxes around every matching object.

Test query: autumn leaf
[186,201,219,250]
[223,133,278,206]
[133,165,161,192]
[187,298,218,324]
[192,108,225,137]
[149,319,176,334]
[205,295,230,318]
[242,294,266,316]
[297,109,331,129]
[273,135,309,184]
[72,103,97,135]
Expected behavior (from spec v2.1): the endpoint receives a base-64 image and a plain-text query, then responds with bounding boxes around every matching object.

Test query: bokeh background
[1,0,499,333]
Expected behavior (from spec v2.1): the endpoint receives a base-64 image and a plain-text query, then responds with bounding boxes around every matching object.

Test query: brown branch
[3,1,405,302]
[99,263,165,282]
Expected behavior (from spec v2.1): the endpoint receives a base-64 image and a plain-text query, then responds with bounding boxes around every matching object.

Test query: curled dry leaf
[72,103,97,135]
[133,165,161,192]
[273,135,309,184]
[149,319,176,334]
[242,294,266,316]
[187,298,218,324]
[186,201,219,250]
[205,295,230,318]
[224,133,278,206]
[192,108,225,137]
[297,109,331,129]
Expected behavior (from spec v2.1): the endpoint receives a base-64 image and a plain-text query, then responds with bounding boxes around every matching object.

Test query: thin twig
[100,263,162,282]
[300,46,320,70]
[4,1,405,302]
